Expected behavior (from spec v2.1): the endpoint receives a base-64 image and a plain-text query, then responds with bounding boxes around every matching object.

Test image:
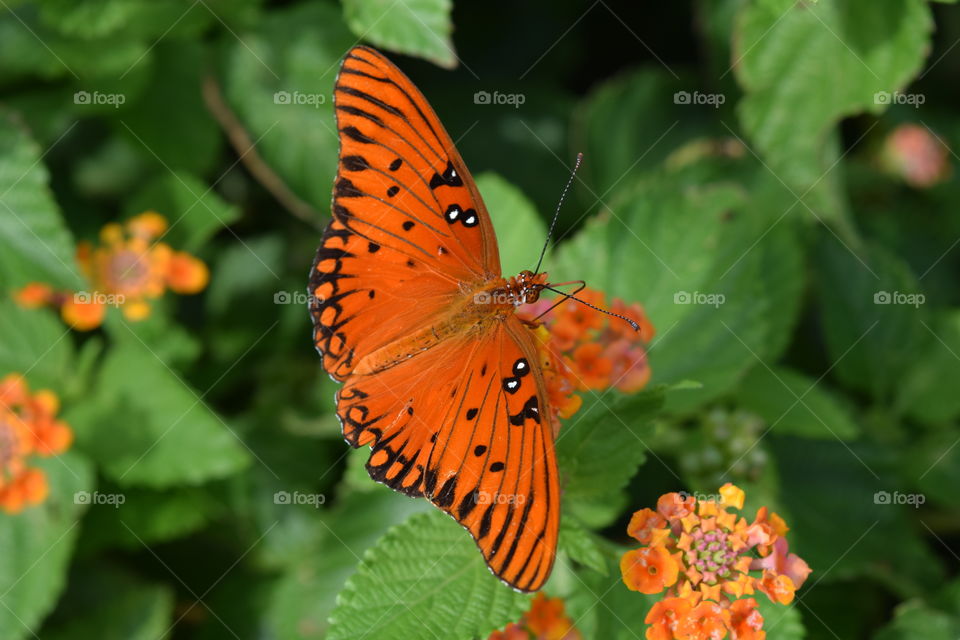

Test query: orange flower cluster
[0,374,72,513]
[520,288,655,432]
[14,212,209,330]
[488,593,582,640]
[621,484,811,640]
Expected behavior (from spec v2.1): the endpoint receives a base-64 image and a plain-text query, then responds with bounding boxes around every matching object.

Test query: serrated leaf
[557,387,664,527]
[571,68,720,205]
[734,0,932,218]
[551,167,804,412]
[342,0,456,69]
[558,518,607,576]
[0,452,94,640]
[65,334,250,487]
[738,365,859,440]
[327,510,530,640]
[265,488,431,639]
[0,111,82,290]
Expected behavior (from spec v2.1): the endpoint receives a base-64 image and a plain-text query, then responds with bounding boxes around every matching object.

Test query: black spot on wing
[430,160,464,189]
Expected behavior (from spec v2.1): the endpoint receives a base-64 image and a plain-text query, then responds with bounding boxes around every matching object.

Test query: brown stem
[202,74,322,229]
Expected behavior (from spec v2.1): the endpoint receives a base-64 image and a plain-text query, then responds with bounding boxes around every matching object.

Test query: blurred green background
[2,0,960,638]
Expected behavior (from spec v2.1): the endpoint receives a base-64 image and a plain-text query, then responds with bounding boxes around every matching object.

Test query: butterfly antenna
[543,285,641,332]
[533,152,583,275]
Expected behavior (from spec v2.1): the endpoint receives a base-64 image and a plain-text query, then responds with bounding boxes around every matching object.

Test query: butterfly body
[310,46,559,592]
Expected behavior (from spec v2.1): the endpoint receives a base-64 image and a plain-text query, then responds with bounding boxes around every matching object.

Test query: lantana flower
[621,484,811,640]
[519,287,655,433]
[13,211,209,330]
[0,373,73,513]
[488,593,582,640]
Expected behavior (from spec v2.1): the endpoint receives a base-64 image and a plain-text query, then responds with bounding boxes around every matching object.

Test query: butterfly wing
[333,45,500,277]
[336,314,558,592]
[312,46,559,591]
[311,46,501,381]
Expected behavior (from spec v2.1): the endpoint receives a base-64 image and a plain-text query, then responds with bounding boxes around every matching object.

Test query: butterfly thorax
[351,271,547,376]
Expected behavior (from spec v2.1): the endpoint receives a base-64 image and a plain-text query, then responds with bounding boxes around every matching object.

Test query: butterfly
[309,46,559,592]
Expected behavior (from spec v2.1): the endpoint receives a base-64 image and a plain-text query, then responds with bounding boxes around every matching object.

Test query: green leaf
[0,301,73,391]
[815,233,929,401]
[66,334,250,488]
[874,600,960,640]
[0,111,82,289]
[39,572,174,640]
[738,365,859,440]
[119,41,222,175]
[896,310,960,425]
[551,167,804,411]
[342,0,456,69]
[558,517,607,576]
[571,68,720,205]
[0,452,94,640]
[78,485,223,552]
[734,0,932,217]
[327,510,530,640]
[564,540,660,640]
[0,8,149,81]
[223,2,354,215]
[770,437,943,596]
[476,172,547,276]
[126,171,241,252]
[557,387,665,527]
[902,430,960,509]
[755,595,806,640]
[265,488,431,639]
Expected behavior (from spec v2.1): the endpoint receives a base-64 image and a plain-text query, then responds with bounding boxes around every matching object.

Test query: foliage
[1,1,959,639]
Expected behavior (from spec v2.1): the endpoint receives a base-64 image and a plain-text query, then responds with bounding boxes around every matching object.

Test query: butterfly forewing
[331,46,500,278]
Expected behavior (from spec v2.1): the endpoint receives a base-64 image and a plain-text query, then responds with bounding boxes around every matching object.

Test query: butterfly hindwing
[334,316,559,591]
[427,315,559,592]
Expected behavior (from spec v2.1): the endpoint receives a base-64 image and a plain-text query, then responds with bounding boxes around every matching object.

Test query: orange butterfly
[310,46,559,592]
